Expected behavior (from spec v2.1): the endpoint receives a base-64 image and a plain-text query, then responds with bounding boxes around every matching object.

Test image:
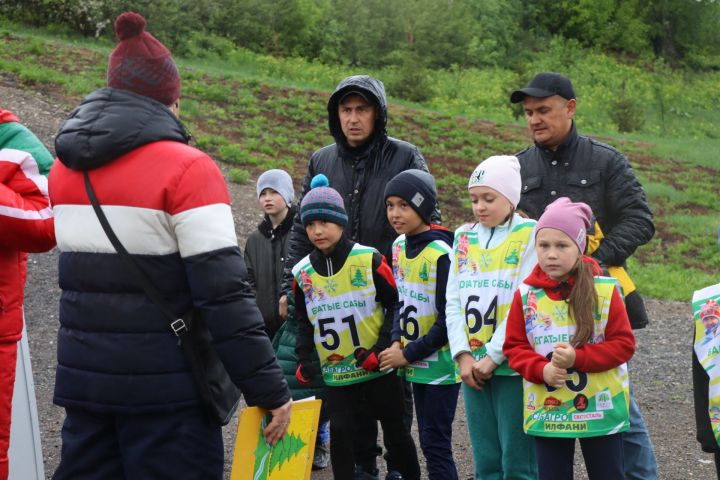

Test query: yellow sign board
[230,399,322,480]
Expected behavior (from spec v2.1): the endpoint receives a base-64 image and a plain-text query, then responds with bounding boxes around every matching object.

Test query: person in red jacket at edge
[0,108,56,479]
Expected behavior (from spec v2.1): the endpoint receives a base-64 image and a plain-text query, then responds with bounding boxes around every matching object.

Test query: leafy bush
[386,51,432,103]
[228,168,251,184]
[609,97,645,133]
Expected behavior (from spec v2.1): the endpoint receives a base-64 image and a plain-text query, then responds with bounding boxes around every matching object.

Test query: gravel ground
[3,75,717,479]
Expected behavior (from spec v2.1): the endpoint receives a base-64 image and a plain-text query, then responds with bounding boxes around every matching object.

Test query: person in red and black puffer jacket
[0,108,55,480]
[49,12,290,480]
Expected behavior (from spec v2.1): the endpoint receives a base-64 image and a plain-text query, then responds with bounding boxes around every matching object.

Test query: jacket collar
[523,255,603,300]
[405,225,453,259]
[309,236,354,276]
[258,206,296,239]
[55,88,189,171]
[535,121,578,162]
[0,110,19,124]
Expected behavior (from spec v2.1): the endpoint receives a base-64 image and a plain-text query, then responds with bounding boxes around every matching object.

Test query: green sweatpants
[463,375,538,480]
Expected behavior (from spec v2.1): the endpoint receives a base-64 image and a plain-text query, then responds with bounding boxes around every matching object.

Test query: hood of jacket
[327,75,388,152]
[523,255,603,299]
[55,88,189,171]
[0,109,19,124]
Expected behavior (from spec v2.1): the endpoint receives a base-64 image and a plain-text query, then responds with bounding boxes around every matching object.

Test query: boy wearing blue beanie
[294,175,420,480]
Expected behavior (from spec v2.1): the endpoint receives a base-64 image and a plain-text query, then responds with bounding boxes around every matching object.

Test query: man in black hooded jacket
[282,75,436,479]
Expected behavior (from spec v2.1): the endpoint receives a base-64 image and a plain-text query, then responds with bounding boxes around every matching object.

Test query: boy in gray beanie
[244,169,296,339]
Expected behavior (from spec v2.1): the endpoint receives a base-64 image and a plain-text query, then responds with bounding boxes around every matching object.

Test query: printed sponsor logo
[596,390,613,411]
[572,412,604,421]
[526,393,537,411]
[469,338,485,349]
[332,370,368,382]
[411,361,429,368]
[544,397,562,410]
[573,394,589,411]
[545,422,588,432]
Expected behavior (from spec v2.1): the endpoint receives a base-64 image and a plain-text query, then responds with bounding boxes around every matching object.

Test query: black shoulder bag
[83,171,240,425]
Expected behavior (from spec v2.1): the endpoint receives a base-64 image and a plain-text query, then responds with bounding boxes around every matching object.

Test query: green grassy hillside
[0,28,717,301]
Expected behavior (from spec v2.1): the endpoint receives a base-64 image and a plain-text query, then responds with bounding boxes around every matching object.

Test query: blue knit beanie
[300,174,348,227]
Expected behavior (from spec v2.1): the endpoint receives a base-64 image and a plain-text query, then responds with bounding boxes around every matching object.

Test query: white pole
[9,323,45,480]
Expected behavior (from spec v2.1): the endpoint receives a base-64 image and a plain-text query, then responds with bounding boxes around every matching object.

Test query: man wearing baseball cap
[511,72,657,479]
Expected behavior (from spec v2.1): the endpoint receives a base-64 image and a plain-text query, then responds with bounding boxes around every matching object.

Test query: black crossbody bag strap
[83,171,189,336]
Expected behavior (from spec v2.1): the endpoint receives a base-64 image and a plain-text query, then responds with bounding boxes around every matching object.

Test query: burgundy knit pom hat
[107,12,180,105]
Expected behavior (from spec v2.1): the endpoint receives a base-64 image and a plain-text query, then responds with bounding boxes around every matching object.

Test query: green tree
[269,432,307,472]
[643,0,720,68]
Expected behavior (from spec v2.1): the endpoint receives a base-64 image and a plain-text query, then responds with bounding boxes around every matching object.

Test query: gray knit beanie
[256,169,294,207]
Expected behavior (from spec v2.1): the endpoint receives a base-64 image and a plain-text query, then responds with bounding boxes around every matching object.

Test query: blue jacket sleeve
[402,254,450,363]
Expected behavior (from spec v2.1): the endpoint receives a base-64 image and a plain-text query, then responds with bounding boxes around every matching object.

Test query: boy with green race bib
[377,170,460,479]
[445,155,539,479]
[293,174,420,480]
[504,197,635,480]
[691,284,720,476]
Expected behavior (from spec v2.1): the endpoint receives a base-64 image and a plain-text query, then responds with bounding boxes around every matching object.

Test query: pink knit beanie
[536,197,593,253]
[107,12,180,106]
[467,155,521,208]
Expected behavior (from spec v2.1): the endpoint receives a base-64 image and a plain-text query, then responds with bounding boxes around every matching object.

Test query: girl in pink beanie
[504,197,636,479]
[445,155,539,479]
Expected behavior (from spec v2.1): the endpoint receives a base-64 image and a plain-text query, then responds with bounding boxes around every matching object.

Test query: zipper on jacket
[326,257,334,276]
[485,227,495,249]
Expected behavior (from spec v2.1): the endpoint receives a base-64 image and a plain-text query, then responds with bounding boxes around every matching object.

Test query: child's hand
[379,342,408,371]
[551,342,576,369]
[279,295,288,320]
[458,352,484,390]
[472,356,498,380]
[543,362,567,388]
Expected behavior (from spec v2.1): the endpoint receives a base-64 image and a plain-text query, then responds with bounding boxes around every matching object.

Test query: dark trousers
[535,433,625,480]
[324,373,420,480]
[413,382,460,480]
[354,376,414,472]
[53,407,223,480]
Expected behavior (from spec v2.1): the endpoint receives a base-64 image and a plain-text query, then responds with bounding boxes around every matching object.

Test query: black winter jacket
[282,75,438,294]
[244,206,296,339]
[516,123,654,266]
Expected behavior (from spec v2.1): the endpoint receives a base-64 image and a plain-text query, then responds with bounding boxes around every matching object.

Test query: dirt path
[2,75,717,479]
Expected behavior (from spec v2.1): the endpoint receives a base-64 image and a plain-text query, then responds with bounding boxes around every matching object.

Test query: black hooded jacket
[244,206,297,339]
[282,75,438,294]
